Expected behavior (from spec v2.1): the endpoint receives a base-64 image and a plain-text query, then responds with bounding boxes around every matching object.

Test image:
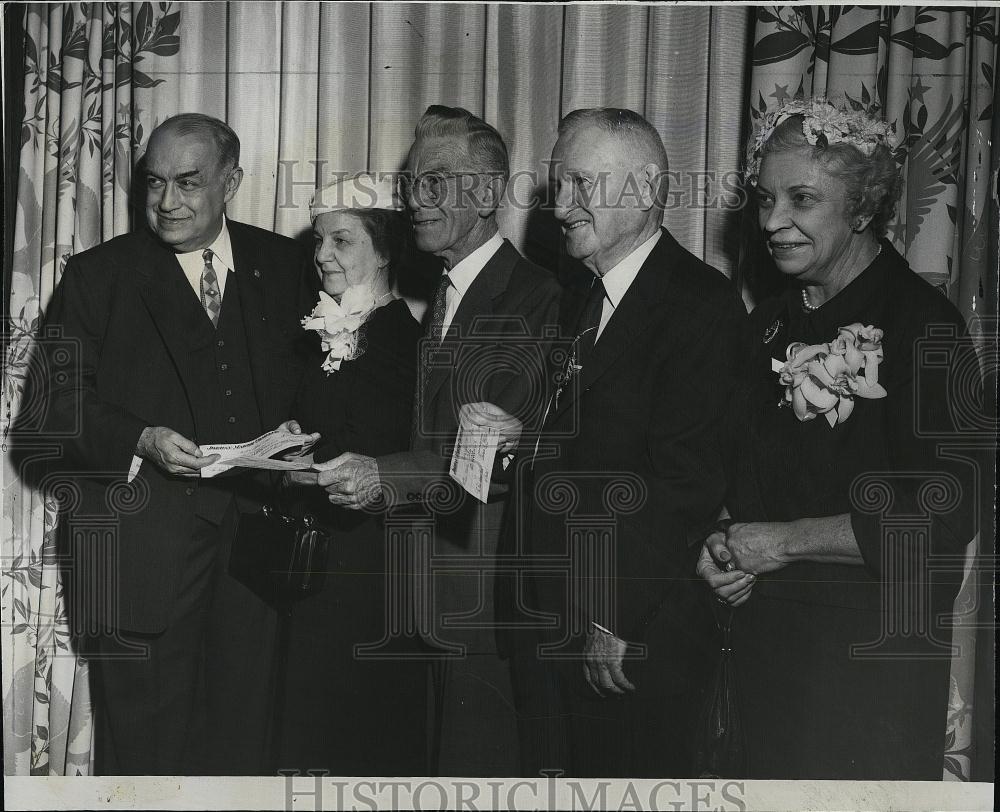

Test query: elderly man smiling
[317,105,561,776]
[504,108,748,777]
[39,113,315,774]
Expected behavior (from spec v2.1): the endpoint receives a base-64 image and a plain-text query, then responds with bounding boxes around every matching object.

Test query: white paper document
[199,428,319,478]
[449,412,500,503]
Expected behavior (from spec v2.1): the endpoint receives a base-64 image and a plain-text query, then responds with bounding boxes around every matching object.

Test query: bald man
[502,108,748,776]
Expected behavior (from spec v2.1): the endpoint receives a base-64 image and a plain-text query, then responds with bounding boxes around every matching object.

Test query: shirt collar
[445,232,504,294]
[175,216,235,274]
[599,229,661,308]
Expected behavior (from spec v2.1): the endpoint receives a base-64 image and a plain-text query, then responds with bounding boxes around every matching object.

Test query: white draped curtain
[3,2,994,779]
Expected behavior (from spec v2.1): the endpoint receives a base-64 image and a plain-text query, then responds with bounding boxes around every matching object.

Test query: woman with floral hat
[696,98,979,778]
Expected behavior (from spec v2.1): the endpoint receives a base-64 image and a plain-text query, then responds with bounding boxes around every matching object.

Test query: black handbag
[692,604,747,778]
[692,517,747,777]
[230,501,332,608]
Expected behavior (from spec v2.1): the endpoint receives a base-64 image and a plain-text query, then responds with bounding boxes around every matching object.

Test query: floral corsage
[301,285,378,374]
[771,323,886,426]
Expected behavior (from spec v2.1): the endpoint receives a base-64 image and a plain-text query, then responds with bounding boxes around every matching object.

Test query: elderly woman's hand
[696,531,757,607]
[724,522,792,576]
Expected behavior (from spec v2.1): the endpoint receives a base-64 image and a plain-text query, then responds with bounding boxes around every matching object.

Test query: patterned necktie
[200,249,222,327]
[428,271,451,343]
[413,272,452,440]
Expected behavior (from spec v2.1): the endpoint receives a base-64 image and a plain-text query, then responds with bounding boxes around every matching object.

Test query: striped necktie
[200,249,222,327]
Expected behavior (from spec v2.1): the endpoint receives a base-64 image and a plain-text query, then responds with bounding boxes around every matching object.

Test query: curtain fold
[3,2,994,779]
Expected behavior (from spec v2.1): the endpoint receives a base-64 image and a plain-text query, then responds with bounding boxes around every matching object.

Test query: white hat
[309,173,402,221]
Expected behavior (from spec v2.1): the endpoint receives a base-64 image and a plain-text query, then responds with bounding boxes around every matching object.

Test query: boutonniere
[770,323,886,426]
[552,338,586,410]
[301,285,378,374]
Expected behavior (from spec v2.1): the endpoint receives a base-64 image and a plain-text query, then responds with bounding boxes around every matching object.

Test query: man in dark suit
[38,113,314,775]
[317,106,561,775]
[504,108,748,777]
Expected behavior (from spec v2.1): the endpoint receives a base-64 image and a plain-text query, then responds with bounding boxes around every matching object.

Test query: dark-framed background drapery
[3,2,996,779]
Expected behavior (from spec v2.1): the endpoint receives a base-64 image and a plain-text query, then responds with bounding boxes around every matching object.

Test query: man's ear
[640,163,661,210]
[477,174,506,218]
[224,166,244,203]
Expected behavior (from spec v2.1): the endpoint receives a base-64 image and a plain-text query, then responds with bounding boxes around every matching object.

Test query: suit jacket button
[253,269,261,278]
[185,486,195,496]
[260,315,267,322]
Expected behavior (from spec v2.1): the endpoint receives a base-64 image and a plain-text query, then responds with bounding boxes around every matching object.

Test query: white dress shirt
[440,232,504,336]
[595,229,661,340]
[174,217,236,302]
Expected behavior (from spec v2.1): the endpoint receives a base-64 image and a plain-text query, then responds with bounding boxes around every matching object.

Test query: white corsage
[771,323,887,427]
[301,285,378,373]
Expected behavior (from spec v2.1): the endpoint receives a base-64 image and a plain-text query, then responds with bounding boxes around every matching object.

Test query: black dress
[276,298,428,775]
[726,241,979,779]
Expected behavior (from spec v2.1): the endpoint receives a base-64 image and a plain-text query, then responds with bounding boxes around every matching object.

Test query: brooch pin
[762,318,782,345]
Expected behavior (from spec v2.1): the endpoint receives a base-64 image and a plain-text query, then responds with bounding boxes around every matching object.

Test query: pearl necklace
[800,287,820,312]
[801,244,882,313]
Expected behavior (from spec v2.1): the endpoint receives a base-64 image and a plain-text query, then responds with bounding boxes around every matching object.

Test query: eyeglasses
[397,171,500,205]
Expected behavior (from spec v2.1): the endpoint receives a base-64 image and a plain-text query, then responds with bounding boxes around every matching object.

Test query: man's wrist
[371,458,387,505]
[777,520,801,564]
[135,426,153,458]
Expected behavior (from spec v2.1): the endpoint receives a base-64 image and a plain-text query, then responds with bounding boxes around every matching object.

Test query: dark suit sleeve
[616,285,748,640]
[849,299,979,593]
[378,269,562,505]
[41,257,149,474]
[488,279,562,486]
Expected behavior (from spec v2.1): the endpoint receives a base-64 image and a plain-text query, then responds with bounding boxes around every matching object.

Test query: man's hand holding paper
[458,402,523,455]
[137,426,221,477]
[198,425,321,478]
[449,401,522,503]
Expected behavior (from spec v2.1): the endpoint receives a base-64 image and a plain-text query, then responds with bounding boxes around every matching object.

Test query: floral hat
[744,96,898,185]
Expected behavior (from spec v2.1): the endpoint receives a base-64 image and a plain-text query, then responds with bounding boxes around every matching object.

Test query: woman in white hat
[279,173,428,774]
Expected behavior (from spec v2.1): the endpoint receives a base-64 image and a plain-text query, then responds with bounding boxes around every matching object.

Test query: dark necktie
[413,272,452,440]
[200,249,222,327]
[575,275,606,367]
[535,275,607,459]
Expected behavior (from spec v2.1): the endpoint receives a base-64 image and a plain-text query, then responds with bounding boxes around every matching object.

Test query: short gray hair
[414,105,509,181]
[152,113,241,172]
[559,108,669,205]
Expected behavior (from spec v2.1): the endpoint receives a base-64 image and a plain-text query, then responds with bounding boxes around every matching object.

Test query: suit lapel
[134,230,212,403]
[422,239,519,413]
[554,228,674,415]
[228,222,271,420]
